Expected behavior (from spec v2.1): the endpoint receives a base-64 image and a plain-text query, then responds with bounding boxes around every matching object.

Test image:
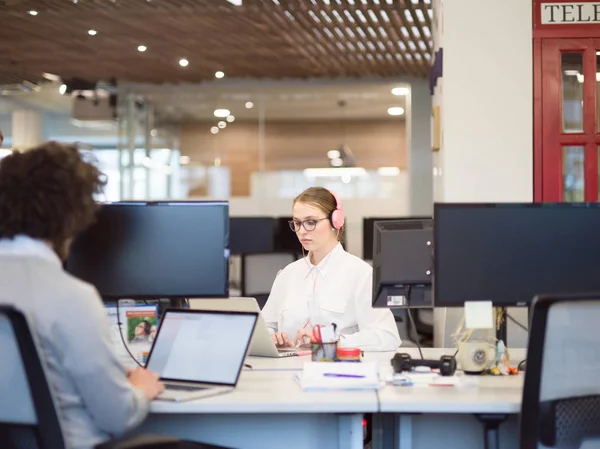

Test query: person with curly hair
[0,142,167,449]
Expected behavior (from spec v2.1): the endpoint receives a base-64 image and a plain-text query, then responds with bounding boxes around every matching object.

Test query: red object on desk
[336,347,361,361]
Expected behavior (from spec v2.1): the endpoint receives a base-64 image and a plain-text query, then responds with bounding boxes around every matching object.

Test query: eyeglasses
[288,218,329,232]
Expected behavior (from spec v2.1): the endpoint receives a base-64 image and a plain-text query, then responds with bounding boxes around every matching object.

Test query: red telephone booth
[534,0,600,202]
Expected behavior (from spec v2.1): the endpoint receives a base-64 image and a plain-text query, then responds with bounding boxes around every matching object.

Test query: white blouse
[262,243,401,352]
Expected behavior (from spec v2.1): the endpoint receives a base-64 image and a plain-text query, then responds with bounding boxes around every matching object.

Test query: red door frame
[533,0,600,202]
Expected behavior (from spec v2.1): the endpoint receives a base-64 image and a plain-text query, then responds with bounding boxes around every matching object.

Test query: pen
[323,373,366,379]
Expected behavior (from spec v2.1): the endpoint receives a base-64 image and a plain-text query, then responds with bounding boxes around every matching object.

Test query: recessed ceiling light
[245,101,254,109]
[210,126,219,134]
[215,71,225,79]
[214,109,230,118]
[59,84,67,95]
[327,150,341,159]
[28,10,38,15]
[387,106,405,116]
[226,0,243,5]
[73,0,78,3]
[150,129,157,137]
[42,72,61,82]
[179,156,191,165]
[391,87,409,96]
[226,115,235,123]
[138,45,147,52]
[179,58,189,67]
[88,29,97,36]
[218,121,227,129]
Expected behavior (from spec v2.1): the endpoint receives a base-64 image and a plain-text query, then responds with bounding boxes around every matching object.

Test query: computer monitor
[66,201,229,300]
[229,217,275,254]
[434,203,600,307]
[274,217,303,254]
[372,219,433,308]
[363,216,430,260]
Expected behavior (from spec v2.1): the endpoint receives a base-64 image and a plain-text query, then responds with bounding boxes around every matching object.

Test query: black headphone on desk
[391,353,457,377]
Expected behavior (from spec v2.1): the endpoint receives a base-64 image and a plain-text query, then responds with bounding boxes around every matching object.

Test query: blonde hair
[294,187,344,240]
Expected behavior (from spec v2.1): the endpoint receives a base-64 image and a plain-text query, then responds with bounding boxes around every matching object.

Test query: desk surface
[151,368,379,414]
[151,347,527,415]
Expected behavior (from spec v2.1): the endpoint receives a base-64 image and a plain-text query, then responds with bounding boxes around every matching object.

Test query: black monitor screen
[274,217,303,254]
[363,216,430,260]
[66,201,229,299]
[434,203,600,307]
[229,217,275,254]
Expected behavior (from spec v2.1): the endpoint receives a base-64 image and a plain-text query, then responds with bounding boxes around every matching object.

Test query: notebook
[146,309,258,402]
[189,297,310,358]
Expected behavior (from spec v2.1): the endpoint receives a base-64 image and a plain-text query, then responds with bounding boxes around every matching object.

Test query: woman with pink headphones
[262,187,401,351]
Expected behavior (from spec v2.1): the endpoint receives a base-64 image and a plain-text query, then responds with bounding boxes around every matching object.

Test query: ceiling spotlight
[245,101,254,109]
[327,150,341,159]
[218,121,227,129]
[59,84,67,95]
[391,87,409,96]
[215,71,225,79]
[28,10,38,15]
[387,106,405,116]
[42,72,61,82]
[88,29,97,36]
[331,158,344,167]
[138,45,147,52]
[73,0,78,3]
[226,115,235,123]
[179,58,189,67]
[179,156,191,165]
[213,108,230,118]
[210,126,219,134]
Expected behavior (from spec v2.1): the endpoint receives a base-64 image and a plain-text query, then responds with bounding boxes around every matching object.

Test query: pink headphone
[328,189,345,230]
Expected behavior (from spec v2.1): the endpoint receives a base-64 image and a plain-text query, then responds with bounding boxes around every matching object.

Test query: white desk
[136,348,527,449]
[137,355,376,449]
[373,348,526,449]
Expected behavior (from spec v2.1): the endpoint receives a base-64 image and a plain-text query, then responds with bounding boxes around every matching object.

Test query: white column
[407,80,433,215]
[12,109,42,150]
[432,0,533,202]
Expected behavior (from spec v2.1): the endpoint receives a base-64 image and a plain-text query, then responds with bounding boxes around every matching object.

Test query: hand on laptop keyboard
[128,367,165,400]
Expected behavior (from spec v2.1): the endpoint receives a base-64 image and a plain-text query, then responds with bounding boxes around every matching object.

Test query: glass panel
[562,52,584,133]
[563,146,585,202]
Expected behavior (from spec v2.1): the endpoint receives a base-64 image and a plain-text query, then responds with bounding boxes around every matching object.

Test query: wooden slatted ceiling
[0,0,433,86]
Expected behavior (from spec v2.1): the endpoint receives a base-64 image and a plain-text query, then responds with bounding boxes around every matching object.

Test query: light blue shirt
[0,236,149,449]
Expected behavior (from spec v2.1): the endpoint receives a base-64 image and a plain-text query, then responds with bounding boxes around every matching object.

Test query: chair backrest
[0,305,65,449]
[520,294,600,449]
[241,252,297,297]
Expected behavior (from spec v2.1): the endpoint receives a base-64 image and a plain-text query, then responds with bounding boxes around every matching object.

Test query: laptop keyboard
[165,384,208,392]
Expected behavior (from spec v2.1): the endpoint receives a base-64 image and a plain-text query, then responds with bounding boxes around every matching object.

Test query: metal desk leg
[338,414,364,449]
[475,413,508,449]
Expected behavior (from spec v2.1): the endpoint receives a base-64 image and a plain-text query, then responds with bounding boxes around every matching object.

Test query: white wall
[433,0,533,203]
[432,0,533,348]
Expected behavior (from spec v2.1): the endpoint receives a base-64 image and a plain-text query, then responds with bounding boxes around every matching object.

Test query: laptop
[145,309,258,402]
[189,297,308,358]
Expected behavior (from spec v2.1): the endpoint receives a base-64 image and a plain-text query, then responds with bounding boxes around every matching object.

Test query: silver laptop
[189,297,306,358]
[146,309,258,402]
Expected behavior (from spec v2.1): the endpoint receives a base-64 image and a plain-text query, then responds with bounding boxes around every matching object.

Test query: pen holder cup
[311,342,338,362]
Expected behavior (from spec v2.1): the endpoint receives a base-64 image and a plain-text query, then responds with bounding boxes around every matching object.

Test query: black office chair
[0,305,228,449]
[520,294,600,449]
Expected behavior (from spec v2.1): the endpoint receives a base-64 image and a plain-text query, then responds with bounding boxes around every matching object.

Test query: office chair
[241,252,297,309]
[0,305,228,449]
[520,294,600,449]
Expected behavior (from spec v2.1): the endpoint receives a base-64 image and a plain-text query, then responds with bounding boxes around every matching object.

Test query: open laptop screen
[146,310,257,386]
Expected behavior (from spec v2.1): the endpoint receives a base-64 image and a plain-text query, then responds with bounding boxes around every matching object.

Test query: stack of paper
[295,361,381,391]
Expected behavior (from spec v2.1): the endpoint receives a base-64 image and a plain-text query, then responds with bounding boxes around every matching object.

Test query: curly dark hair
[0,141,106,259]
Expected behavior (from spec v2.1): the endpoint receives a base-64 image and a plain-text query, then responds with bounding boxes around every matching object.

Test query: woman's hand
[294,328,314,348]
[272,332,292,347]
